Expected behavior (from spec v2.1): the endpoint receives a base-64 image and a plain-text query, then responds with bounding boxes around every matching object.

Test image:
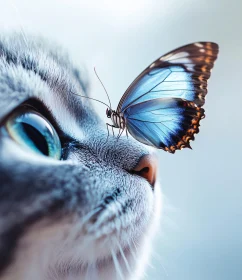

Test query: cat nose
[132,154,158,187]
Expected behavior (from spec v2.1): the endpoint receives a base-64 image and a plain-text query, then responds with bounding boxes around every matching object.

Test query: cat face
[0,34,162,280]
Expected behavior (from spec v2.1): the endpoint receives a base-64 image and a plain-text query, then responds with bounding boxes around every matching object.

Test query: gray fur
[0,34,161,280]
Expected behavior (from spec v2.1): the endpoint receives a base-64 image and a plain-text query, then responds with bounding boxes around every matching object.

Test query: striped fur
[0,34,161,280]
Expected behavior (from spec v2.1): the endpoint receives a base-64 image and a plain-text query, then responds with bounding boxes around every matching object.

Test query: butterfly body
[106,108,126,129]
[106,42,219,153]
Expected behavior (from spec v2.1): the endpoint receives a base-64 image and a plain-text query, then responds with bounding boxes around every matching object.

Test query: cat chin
[2,184,162,280]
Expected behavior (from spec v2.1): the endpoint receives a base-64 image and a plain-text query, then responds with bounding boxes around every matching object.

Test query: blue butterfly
[105,42,219,153]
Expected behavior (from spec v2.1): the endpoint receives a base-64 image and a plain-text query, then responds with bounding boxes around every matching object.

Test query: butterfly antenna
[94,67,112,109]
[71,93,110,108]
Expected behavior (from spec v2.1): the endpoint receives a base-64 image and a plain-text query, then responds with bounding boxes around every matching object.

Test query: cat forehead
[0,34,94,140]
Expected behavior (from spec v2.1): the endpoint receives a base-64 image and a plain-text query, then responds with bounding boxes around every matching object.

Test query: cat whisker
[142,271,149,280]
[85,262,98,280]
[68,207,103,242]
[117,241,132,275]
[151,251,169,277]
[81,206,103,225]
[131,237,139,252]
[126,238,138,263]
[9,1,29,48]
[111,248,125,280]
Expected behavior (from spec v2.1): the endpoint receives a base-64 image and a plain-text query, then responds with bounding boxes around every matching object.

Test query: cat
[0,34,162,280]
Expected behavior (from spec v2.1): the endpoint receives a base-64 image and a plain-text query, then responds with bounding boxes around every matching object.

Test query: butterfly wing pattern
[117,42,218,153]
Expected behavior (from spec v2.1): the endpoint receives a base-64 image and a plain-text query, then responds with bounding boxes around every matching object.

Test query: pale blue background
[1,0,242,279]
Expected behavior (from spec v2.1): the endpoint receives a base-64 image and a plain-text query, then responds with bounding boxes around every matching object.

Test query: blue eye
[5,108,61,159]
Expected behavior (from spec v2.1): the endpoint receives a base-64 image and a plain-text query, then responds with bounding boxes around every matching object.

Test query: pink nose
[132,154,158,187]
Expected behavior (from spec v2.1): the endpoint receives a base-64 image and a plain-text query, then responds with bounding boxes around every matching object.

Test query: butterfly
[104,42,219,153]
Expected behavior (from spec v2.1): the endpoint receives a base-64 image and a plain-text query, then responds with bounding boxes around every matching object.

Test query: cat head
[0,34,162,280]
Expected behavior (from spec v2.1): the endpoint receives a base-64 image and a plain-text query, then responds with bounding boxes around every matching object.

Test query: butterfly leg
[116,118,126,141]
[105,123,110,142]
[126,128,129,139]
[117,128,125,141]
[117,127,121,138]
[106,123,116,142]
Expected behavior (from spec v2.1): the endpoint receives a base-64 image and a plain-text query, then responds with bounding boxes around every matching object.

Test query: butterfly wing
[123,98,204,153]
[118,42,218,152]
[117,42,218,112]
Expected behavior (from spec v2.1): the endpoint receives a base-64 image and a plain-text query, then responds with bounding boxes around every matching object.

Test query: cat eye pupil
[4,108,61,159]
[21,123,49,156]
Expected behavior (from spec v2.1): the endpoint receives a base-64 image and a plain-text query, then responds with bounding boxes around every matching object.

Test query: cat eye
[4,107,61,159]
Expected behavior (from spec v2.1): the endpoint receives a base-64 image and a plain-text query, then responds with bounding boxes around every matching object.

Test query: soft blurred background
[0,0,241,279]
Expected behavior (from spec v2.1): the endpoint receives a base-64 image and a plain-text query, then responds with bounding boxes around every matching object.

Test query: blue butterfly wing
[117,42,218,152]
[123,98,204,153]
[117,42,218,112]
